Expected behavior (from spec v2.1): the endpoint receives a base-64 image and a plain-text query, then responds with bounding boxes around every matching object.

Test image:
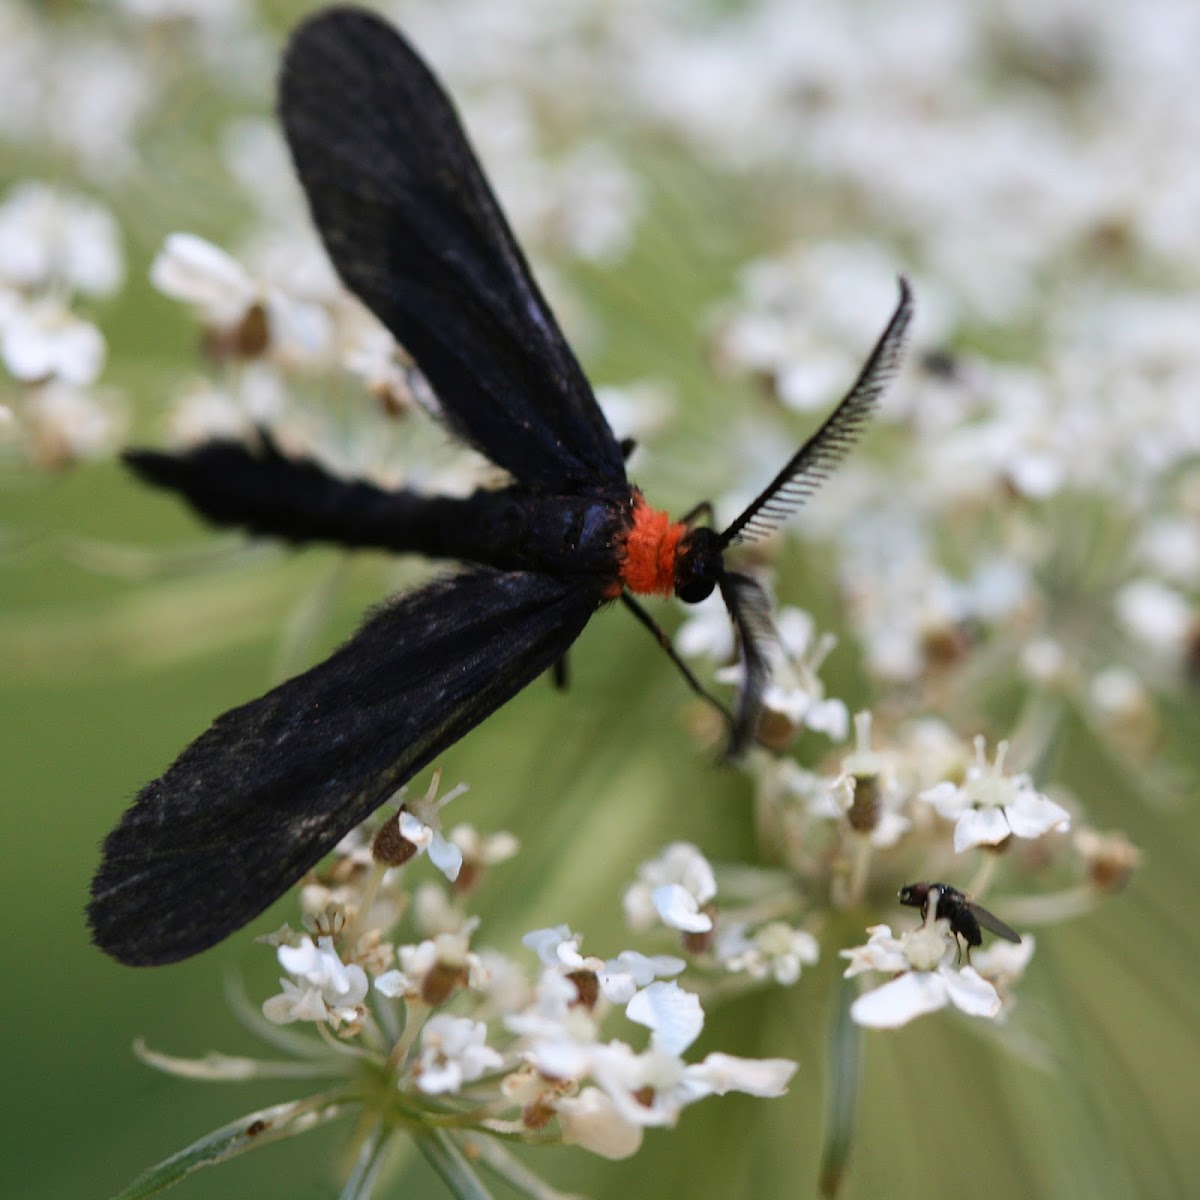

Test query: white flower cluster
[624,842,821,987]
[920,736,1071,855]
[0,182,125,466]
[262,934,369,1028]
[143,230,435,480]
[736,708,1089,1027]
[256,709,1086,1058]
[133,738,1124,1197]
[842,911,1035,1030]
[246,795,797,1165]
[617,799,1053,1031]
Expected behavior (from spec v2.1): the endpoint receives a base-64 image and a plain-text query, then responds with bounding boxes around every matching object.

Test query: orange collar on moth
[618,493,686,598]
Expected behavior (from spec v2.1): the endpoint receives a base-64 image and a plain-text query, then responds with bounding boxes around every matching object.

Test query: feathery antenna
[718,276,914,548]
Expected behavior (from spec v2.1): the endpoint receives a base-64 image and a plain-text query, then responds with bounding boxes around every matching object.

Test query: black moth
[89,5,913,966]
[898,882,1021,962]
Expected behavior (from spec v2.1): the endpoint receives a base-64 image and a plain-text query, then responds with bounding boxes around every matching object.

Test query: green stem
[818,971,862,1199]
[720,892,806,927]
[1007,689,1066,779]
[415,1128,495,1200]
[337,1121,390,1200]
[461,1134,579,1199]
[966,852,1000,901]
[387,999,429,1075]
[342,860,389,956]
[845,833,874,909]
[993,882,1099,925]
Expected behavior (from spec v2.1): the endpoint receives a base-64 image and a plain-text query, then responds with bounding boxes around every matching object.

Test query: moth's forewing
[279,8,625,490]
[90,569,604,965]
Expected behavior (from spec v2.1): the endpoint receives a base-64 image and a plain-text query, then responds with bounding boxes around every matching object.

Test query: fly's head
[898,882,929,909]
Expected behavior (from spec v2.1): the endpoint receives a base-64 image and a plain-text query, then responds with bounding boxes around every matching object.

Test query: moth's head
[673,526,724,604]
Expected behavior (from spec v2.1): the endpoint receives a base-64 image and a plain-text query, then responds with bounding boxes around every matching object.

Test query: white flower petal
[625,982,704,1055]
[397,810,433,850]
[374,969,411,998]
[775,607,816,654]
[597,972,637,1006]
[527,1037,595,1081]
[953,805,1012,852]
[262,982,328,1025]
[622,885,659,931]
[277,937,319,976]
[840,925,909,976]
[604,950,685,988]
[762,681,813,723]
[651,883,712,932]
[1004,793,1071,839]
[871,811,912,848]
[260,994,294,1025]
[625,843,717,931]
[335,964,369,1005]
[850,971,950,1028]
[427,832,463,882]
[1115,578,1193,651]
[806,697,850,740]
[150,232,255,323]
[522,925,577,966]
[972,936,1035,983]
[938,966,1002,1018]
[919,780,966,818]
[689,1052,797,1097]
[558,1087,644,1159]
[264,289,331,361]
[589,1043,682,1128]
[2,306,105,385]
[669,843,717,904]
[418,1060,464,1095]
[417,1015,501,1094]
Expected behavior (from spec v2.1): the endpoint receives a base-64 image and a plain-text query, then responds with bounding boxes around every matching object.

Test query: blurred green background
[4,2,1200,1199]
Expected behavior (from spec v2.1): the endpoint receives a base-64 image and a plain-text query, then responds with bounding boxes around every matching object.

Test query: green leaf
[107,1088,353,1199]
[134,1037,352,1082]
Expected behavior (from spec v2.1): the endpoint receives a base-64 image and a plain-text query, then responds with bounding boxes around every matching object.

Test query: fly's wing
[90,569,604,966]
[279,8,625,491]
[969,903,1022,944]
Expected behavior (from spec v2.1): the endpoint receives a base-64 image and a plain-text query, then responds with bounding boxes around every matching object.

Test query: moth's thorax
[456,486,630,580]
[617,493,688,598]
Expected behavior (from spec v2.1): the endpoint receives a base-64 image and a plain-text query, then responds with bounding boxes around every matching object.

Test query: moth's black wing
[279,7,624,490]
[90,569,605,966]
[969,902,1022,944]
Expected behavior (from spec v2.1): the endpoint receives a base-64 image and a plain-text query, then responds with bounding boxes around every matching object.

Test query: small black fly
[898,881,1021,962]
[89,6,913,966]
